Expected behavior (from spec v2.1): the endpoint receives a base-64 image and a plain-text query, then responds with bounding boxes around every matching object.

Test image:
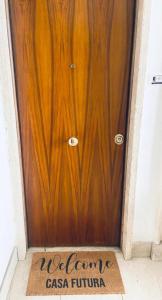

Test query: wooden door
[9,0,136,247]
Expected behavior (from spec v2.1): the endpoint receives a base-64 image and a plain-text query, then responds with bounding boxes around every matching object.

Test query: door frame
[0,0,152,260]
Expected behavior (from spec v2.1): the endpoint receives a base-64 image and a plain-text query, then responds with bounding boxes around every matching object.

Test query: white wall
[0,100,17,287]
[0,0,26,290]
[0,2,17,288]
[133,0,162,243]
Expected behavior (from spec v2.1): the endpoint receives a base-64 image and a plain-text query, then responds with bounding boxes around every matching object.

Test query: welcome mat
[26,251,125,296]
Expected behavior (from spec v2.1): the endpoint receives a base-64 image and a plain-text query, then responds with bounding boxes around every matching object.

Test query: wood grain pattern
[9,0,136,246]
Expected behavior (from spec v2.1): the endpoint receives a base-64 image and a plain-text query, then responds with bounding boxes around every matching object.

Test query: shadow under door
[9,0,136,247]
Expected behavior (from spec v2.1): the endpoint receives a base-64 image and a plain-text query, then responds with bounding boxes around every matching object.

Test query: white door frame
[0,0,152,260]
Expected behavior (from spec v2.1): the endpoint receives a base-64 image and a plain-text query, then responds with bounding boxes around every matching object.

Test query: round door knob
[69,64,76,69]
[68,137,78,146]
[114,134,124,145]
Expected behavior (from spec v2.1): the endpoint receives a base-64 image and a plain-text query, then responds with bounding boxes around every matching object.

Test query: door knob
[68,137,78,146]
[114,134,124,145]
[69,64,76,69]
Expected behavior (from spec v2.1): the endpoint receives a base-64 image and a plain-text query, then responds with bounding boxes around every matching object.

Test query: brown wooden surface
[9,0,136,247]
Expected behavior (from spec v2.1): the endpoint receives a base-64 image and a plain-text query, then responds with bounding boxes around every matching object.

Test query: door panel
[9,0,136,246]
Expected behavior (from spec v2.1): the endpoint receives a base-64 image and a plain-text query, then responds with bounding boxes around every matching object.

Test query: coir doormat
[26,251,125,296]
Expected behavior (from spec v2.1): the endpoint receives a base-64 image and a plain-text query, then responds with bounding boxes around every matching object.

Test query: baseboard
[132,242,152,258]
[0,247,18,300]
[151,242,162,261]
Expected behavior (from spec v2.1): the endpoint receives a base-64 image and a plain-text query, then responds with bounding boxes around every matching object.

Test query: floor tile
[28,247,46,253]
[61,295,122,300]
[8,249,162,300]
[117,255,162,300]
[8,252,60,300]
[27,298,61,300]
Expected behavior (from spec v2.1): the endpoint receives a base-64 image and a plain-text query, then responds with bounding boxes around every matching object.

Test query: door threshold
[28,246,121,253]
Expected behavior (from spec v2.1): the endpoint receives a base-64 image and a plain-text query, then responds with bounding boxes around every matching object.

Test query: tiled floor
[8,248,162,300]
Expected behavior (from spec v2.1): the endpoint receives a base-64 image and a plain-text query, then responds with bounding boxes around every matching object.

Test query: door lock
[114,134,124,145]
[69,64,76,69]
[68,137,78,146]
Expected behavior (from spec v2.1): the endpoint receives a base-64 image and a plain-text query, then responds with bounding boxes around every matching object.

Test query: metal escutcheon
[68,137,78,147]
[69,64,76,69]
[114,134,124,145]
